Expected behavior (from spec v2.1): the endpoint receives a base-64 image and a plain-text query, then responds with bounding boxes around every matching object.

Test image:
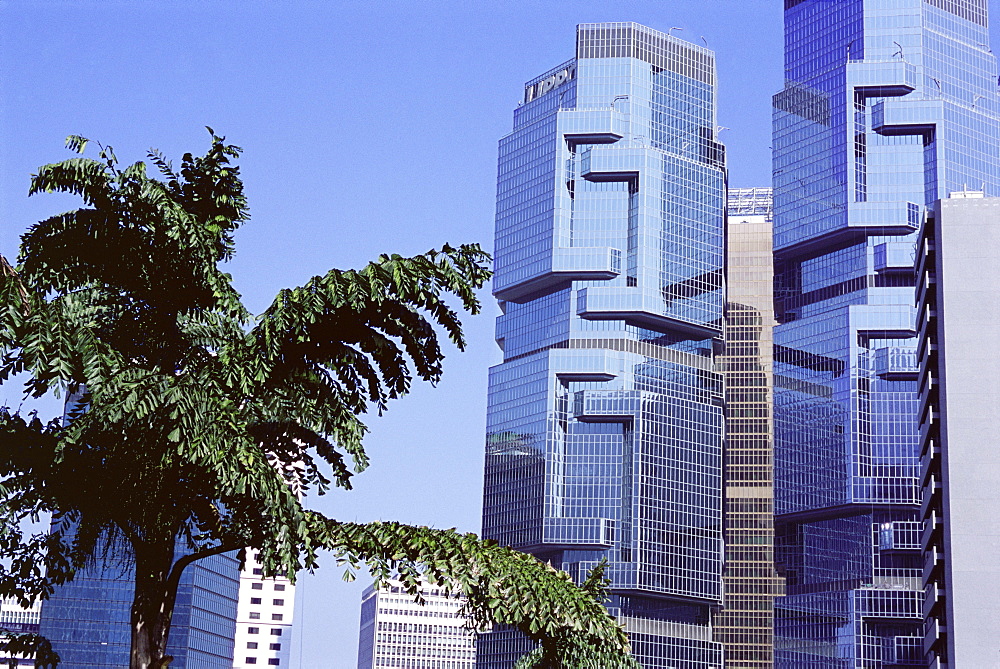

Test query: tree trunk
[130,540,179,669]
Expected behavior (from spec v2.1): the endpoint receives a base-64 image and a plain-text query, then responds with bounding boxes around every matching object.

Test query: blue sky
[2,1,997,667]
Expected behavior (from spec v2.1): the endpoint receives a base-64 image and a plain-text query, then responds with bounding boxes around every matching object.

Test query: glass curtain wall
[38,541,239,668]
[480,23,727,669]
[771,0,1000,666]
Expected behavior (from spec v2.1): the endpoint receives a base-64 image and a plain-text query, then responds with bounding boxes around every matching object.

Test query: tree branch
[164,542,240,595]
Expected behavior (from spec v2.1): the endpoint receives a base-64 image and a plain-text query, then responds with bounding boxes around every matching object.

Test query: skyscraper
[480,22,727,668]
[771,0,1000,666]
[715,189,783,669]
[38,548,240,668]
[917,192,1000,666]
[356,579,477,669]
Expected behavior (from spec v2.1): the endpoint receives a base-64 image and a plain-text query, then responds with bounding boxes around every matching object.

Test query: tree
[0,131,638,668]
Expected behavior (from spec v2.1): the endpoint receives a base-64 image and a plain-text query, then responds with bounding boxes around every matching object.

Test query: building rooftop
[728,187,773,216]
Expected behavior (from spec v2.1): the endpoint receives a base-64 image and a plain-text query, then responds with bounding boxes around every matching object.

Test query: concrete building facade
[917,193,1000,666]
[356,580,476,669]
[232,554,296,669]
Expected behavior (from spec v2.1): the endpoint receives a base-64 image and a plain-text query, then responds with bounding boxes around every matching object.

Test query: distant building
[232,554,296,668]
[356,580,476,669]
[38,545,240,668]
[715,188,784,668]
[0,598,40,668]
[918,193,1000,666]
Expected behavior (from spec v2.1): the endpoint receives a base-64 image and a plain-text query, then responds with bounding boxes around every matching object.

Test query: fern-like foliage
[0,131,637,668]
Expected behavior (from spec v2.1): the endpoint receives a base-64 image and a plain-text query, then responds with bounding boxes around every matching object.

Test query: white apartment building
[356,579,476,669]
[232,554,296,668]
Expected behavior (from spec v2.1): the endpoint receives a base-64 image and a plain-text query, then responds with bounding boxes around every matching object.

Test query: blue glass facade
[38,544,240,668]
[480,23,727,669]
[772,0,1000,666]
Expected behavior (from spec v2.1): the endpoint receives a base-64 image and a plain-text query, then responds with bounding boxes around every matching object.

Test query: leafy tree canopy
[0,131,638,668]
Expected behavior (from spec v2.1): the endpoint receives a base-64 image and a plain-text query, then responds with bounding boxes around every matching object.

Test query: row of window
[246,627,283,636]
[377,608,457,618]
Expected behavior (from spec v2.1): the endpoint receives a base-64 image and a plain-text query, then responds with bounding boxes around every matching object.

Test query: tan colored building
[714,188,784,668]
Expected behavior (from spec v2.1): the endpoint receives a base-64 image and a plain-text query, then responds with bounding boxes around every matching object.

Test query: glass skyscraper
[771,0,1000,666]
[38,547,240,668]
[480,23,727,669]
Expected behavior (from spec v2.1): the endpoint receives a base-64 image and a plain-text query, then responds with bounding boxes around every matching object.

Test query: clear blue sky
[2,1,997,667]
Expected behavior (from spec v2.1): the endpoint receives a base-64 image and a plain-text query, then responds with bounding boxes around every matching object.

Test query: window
[247,642,258,649]
[270,629,282,636]
[250,612,261,620]
[274,584,285,591]
[268,660,280,666]
[272,599,284,606]
[248,627,260,635]
[251,583,263,590]
[271,613,283,621]
[252,568,263,575]
[269,643,281,651]
[245,659,257,665]
[251,597,262,605]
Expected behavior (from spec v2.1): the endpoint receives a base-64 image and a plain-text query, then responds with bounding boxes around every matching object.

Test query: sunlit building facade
[917,193,1000,667]
[356,580,476,669]
[771,0,1000,666]
[233,554,296,669]
[714,189,783,669]
[480,22,727,668]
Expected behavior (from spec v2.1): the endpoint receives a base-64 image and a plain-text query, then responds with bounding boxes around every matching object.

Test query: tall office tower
[772,0,1000,666]
[233,554,296,669]
[715,189,783,669]
[917,193,1000,666]
[480,23,727,669]
[38,549,240,668]
[356,580,476,669]
[0,598,40,668]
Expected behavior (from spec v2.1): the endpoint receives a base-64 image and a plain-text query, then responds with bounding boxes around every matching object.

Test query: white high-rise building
[0,598,41,668]
[356,580,476,669]
[232,555,296,668]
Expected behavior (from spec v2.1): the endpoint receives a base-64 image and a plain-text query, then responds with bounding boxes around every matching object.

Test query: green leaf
[65,135,89,154]
[0,129,637,669]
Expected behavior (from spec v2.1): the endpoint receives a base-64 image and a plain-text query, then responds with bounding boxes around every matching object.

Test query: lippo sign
[524,65,576,103]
